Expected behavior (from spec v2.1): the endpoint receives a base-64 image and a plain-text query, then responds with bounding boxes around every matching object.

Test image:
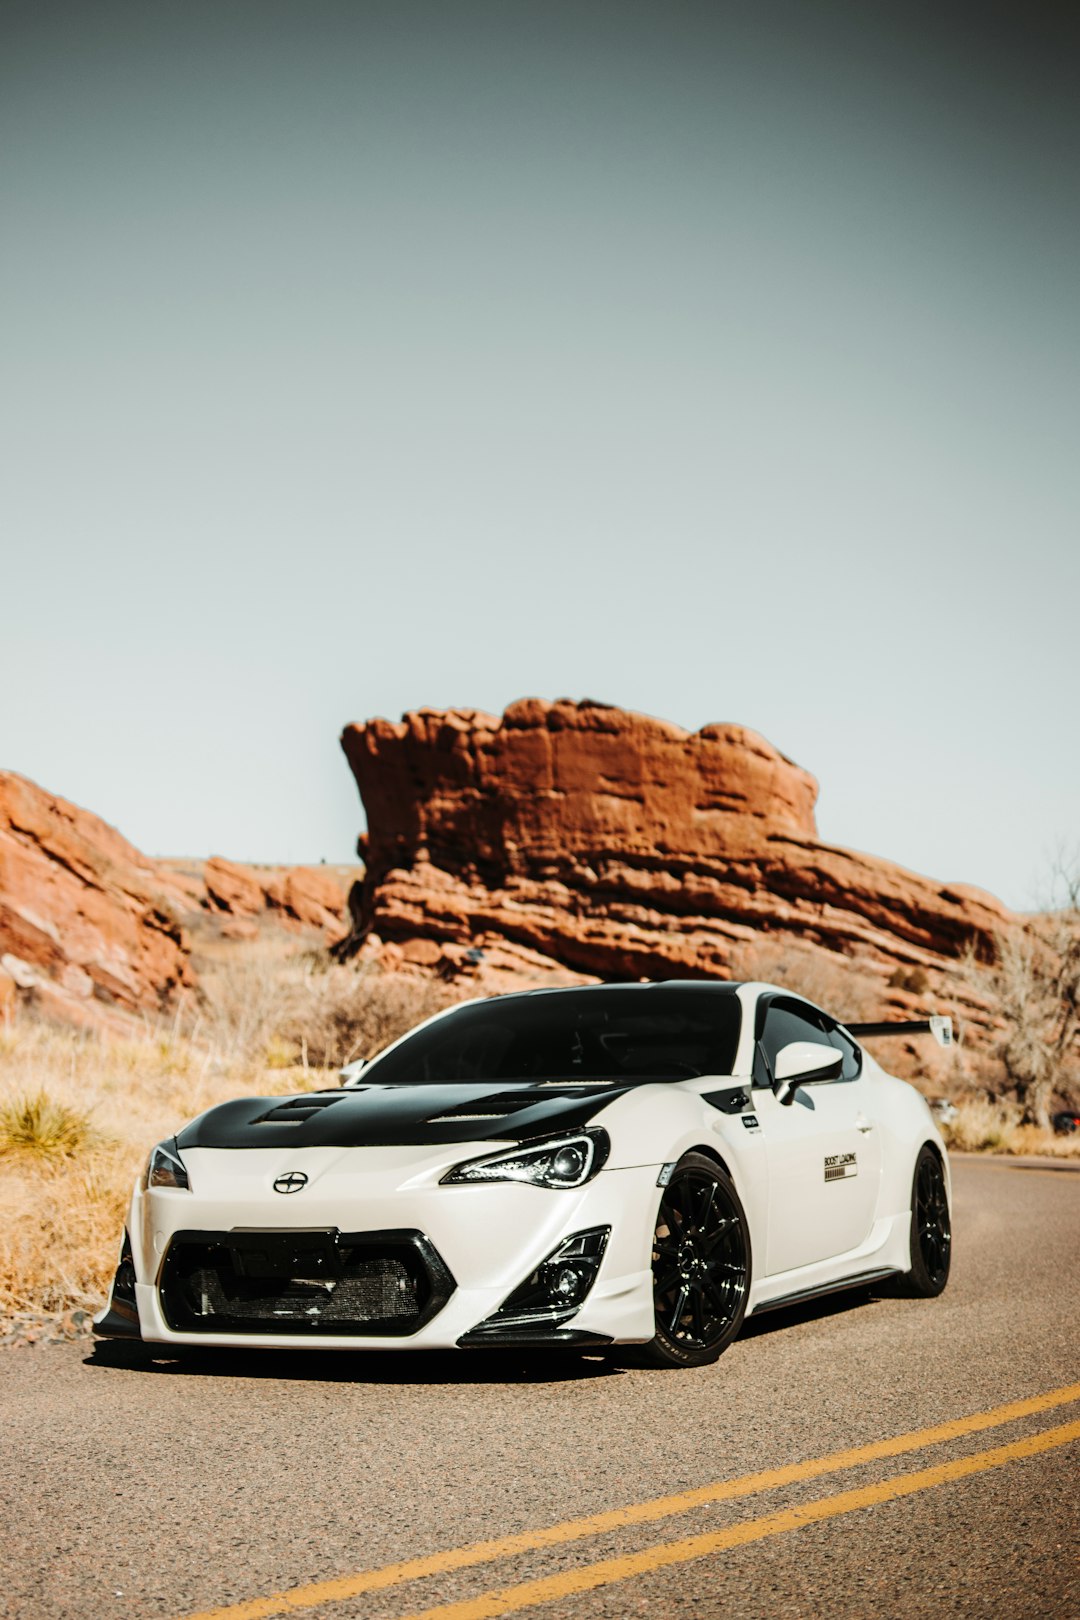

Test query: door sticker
[824,1152,857,1182]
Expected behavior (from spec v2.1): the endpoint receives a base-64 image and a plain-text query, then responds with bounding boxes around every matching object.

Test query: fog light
[472,1227,611,1333]
[552,1265,585,1301]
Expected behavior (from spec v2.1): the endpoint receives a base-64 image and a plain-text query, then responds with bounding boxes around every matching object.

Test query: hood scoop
[426,1093,537,1124]
[177,1082,629,1150]
[255,1094,349,1125]
[426,1086,615,1124]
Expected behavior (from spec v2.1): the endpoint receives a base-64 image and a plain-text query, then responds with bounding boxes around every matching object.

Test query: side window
[825,1024,863,1081]
[754,1000,831,1088]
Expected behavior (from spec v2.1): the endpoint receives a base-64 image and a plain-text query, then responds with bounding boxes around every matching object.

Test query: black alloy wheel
[646,1153,751,1368]
[902,1145,952,1297]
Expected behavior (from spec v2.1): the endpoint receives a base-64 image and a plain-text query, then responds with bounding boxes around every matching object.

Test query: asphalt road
[2,1156,1078,1620]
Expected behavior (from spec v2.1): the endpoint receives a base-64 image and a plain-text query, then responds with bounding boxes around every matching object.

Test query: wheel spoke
[699,1219,733,1257]
[669,1284,689,1336]
[704,1275,735,1317]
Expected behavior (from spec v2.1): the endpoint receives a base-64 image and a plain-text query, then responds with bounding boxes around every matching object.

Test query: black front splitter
[92,1304,143,1341]
[457,1328,613,1349]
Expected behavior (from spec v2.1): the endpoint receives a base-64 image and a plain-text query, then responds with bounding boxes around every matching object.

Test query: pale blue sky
[2,2,1077,909]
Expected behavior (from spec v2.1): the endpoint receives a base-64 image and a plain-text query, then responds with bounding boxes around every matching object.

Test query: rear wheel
[901,1145,951,1296]
[645,1154,751,1368]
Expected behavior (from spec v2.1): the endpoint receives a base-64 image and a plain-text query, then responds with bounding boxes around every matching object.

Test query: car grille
[159,1228,455,1337]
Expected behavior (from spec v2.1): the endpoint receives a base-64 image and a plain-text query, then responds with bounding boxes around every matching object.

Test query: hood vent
[256,1094,349,1125]
[427,1094,539,1124]
[426,1088,611,1124]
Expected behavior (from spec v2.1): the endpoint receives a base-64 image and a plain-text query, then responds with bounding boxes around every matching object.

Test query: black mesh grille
[159,1229,454,1337]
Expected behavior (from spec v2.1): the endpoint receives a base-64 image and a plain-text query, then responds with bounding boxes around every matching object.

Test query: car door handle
[855,1116,875,1133]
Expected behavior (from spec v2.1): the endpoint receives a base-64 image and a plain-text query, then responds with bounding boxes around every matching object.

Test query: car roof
[492,980,745,1001]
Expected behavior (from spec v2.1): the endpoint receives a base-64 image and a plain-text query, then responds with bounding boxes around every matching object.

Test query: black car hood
[175,1082,632,1150]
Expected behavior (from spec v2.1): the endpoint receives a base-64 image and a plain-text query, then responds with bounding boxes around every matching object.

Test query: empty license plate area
[158,1228,456,1335]
[228,1230,340,1281]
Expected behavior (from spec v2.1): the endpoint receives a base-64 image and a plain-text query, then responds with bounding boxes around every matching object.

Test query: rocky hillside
[340,700,1011,1019]
[0,772,352,1030]
[0,772,195,1028]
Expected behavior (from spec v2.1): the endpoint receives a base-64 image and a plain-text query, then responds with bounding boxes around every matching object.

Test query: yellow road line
[395,1417,1080,1620]
[181,1382,1080,1620]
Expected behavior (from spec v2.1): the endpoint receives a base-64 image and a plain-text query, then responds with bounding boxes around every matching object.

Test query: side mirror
[773,1041,843,1106]
[339,1058,368,1089]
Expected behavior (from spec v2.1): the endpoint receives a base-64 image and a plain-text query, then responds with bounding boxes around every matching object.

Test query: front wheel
[900,1145,952,1297]
[645,1153,751,1368]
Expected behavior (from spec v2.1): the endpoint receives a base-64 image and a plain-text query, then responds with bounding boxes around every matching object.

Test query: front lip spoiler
[456,1327,613,1349]
[92,1302,142,1341]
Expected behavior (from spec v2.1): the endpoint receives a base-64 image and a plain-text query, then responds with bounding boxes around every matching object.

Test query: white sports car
[96,981,953,1368]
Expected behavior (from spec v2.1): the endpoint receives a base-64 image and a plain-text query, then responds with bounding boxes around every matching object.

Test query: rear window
[365,985,742,1086]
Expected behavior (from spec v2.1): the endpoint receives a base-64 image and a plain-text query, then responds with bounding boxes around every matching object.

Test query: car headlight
[441,1129,610,1189]
[145,1139,190,1191]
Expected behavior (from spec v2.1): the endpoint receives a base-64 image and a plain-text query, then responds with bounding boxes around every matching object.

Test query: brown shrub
[0,1092,95,1162]
[281,966,458,1068]
[959,861,1080,1127]
[939,1095,1080,1158]
[193,952,460,1070]
[731,938,882,1023]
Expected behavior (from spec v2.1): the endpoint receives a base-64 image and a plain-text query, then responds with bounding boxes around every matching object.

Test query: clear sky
[2,2,1077,910]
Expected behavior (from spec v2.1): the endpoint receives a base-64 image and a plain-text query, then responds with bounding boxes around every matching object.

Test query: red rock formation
[339,700,1011,998]
[0,779,355,1029]
[204,857,267,918]
[203,857,348,934]
[0,771,194,1022]
[265,867,349,932]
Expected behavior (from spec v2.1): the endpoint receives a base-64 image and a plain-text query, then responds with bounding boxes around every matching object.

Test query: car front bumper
[96,1145,661,1350]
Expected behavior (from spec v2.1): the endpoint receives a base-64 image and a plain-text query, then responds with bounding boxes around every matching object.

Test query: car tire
[899,1144,951,1297]
[645,1153,751,1369]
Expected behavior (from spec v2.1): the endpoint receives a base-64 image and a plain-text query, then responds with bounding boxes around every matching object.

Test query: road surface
[2,1155,1077,1620]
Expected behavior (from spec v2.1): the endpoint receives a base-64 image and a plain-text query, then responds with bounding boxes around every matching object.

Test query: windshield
[364,985,742,1086]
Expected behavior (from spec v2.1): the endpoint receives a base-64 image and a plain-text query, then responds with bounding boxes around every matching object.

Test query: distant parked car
[929,1098,959,1126]
[1052,1110,1080,1136]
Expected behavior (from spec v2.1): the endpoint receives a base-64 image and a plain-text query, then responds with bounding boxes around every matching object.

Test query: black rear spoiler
[847,1016,953,1049]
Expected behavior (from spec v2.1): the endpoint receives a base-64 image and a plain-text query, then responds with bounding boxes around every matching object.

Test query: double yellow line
[185,1381,1080,1620]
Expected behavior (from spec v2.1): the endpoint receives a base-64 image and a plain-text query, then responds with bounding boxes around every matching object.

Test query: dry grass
[191,950,458,1069]
[0,1091,95,1162]
[938,1095,1080,1158]
[0,958,458,1339]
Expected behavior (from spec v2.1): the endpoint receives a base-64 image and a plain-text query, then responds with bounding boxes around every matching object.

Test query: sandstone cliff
[200,856,349,936]
[0,772,195,1026]
[339,700,1010,1007]
[0,775,353,1028]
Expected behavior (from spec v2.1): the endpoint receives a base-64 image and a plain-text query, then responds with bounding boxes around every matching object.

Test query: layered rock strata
[202,857,348,934]
[339,700,1010,997]
[0,771,194,1025]
[0,776,354,1028]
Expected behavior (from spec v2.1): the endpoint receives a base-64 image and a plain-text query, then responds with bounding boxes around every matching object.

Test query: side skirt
[749,1267,900,1317]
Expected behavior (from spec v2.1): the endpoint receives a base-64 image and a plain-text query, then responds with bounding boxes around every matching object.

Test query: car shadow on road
[85,1287,885,1383]
[83,1338,625,1385]
[736,1284,883,1341]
